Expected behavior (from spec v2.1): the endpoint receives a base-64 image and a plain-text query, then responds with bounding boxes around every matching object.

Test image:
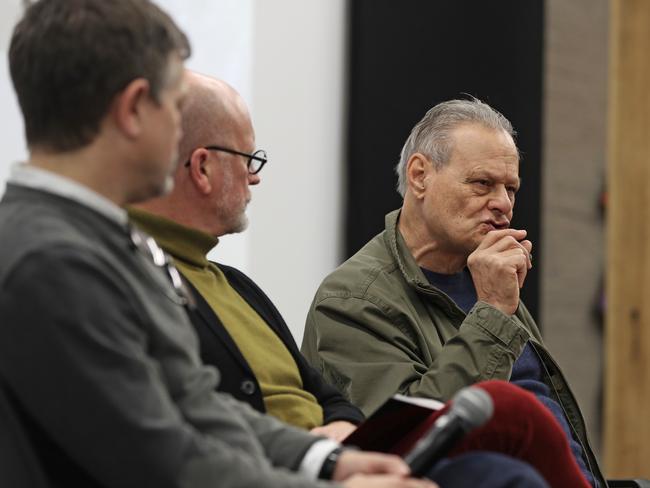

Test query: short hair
[395,98,517,197]
[9,0,191,152]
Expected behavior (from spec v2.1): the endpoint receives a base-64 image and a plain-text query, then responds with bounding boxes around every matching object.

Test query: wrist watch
[318,446,345,480]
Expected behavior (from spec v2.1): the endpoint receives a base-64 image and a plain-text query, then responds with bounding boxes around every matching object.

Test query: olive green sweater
[130,209,323,429]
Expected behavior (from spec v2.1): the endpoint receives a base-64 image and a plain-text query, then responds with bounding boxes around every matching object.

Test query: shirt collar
[8,163,128,226]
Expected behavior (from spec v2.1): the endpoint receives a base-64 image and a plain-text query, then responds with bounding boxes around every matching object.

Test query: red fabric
[406,380,591,488]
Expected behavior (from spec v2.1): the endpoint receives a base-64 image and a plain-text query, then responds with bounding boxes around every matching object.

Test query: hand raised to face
[467,228,532,316]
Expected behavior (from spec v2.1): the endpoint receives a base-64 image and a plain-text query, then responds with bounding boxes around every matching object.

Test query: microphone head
[450,386,494,430]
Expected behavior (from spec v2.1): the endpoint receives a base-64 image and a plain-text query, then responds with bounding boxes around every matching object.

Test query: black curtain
[345,0,545,321]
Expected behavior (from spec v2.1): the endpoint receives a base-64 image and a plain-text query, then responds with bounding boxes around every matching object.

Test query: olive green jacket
[301,209,604,487]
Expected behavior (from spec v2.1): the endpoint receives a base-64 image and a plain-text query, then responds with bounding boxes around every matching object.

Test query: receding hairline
[395,97,518,197]
[177,71,251,162]
[446,121,518,155]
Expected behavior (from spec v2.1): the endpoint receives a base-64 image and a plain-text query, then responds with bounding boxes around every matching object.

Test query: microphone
[404,385,494,476]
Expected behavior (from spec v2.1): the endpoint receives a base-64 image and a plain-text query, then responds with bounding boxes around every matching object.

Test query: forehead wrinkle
[467,163,521,185]
[449,124,518,161]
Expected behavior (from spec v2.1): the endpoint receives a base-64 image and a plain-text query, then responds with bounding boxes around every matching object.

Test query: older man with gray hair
[302,98,605,487]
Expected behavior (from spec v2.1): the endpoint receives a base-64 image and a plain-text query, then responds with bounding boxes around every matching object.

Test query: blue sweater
[422,267,596,487]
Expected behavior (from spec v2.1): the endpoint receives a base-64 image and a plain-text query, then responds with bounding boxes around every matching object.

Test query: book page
[392,394,444,411]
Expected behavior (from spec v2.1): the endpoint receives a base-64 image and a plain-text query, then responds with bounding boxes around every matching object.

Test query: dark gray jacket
[0,185,334,488]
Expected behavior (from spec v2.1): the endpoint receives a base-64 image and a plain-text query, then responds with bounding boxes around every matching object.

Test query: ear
[187,148,213,195]
[111,78,152,139]
[406,153,433,199]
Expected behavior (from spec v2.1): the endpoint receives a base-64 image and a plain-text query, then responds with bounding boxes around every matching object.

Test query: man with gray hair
[302,98,605,487]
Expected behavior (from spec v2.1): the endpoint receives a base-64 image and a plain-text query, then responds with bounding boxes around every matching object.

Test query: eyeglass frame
[184,145,268,174]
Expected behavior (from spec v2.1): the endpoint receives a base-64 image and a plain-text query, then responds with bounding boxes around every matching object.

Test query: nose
[488,185,513,216]
[248,172,261,186]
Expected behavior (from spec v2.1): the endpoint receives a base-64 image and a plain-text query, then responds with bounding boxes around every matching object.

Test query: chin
[146,175,174,200]
[464,235,485,254]
[224,214,249,235]
[127,176,173,205]
[160,175,175,195]
[232,219,249,234]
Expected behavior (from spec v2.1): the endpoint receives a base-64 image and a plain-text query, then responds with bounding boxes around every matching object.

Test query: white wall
[247,0,346,344]
[0,0,346,344]
[0,0,28,193]
[158,0,255,274]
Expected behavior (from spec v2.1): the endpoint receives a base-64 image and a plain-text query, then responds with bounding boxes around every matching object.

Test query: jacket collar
[384,209,466,319]
[8,163,128,226]
[384,209,437,291]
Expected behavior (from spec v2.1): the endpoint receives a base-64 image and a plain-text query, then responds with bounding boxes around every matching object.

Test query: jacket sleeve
[302,293,530,416]
[0,248,334,488]
[295,354,365,425]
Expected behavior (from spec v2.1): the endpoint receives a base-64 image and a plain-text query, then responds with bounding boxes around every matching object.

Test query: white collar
[8,163,128,226]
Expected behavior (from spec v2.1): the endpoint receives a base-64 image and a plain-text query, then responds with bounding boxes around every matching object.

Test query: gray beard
[228,213,249,235]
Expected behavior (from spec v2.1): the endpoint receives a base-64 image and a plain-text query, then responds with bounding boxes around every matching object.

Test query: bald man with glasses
[130,71,365,442]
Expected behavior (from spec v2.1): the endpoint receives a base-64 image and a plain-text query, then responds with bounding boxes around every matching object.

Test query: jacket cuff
[299,439,341,480]
[466,301,530,355]
[323,406,365,426]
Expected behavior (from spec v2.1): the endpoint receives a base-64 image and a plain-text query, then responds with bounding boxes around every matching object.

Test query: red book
[343,394,446,456]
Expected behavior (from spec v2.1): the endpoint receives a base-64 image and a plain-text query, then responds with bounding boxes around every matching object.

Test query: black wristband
[318,447,344,480]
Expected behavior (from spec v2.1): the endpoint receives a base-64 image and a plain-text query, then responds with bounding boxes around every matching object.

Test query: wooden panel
[605,0,650,477]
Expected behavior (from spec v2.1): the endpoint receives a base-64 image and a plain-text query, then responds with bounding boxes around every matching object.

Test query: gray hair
[395,97,517,197]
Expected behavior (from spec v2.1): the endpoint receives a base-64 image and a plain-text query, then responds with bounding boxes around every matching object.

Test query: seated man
[131,71,363,442]
[302,98,605,487]
[131,72,590,488]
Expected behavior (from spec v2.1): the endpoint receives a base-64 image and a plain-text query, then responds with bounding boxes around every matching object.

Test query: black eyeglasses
[184,145,268,174]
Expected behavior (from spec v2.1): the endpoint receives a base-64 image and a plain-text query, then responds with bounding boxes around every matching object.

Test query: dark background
[344,0,545,321]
